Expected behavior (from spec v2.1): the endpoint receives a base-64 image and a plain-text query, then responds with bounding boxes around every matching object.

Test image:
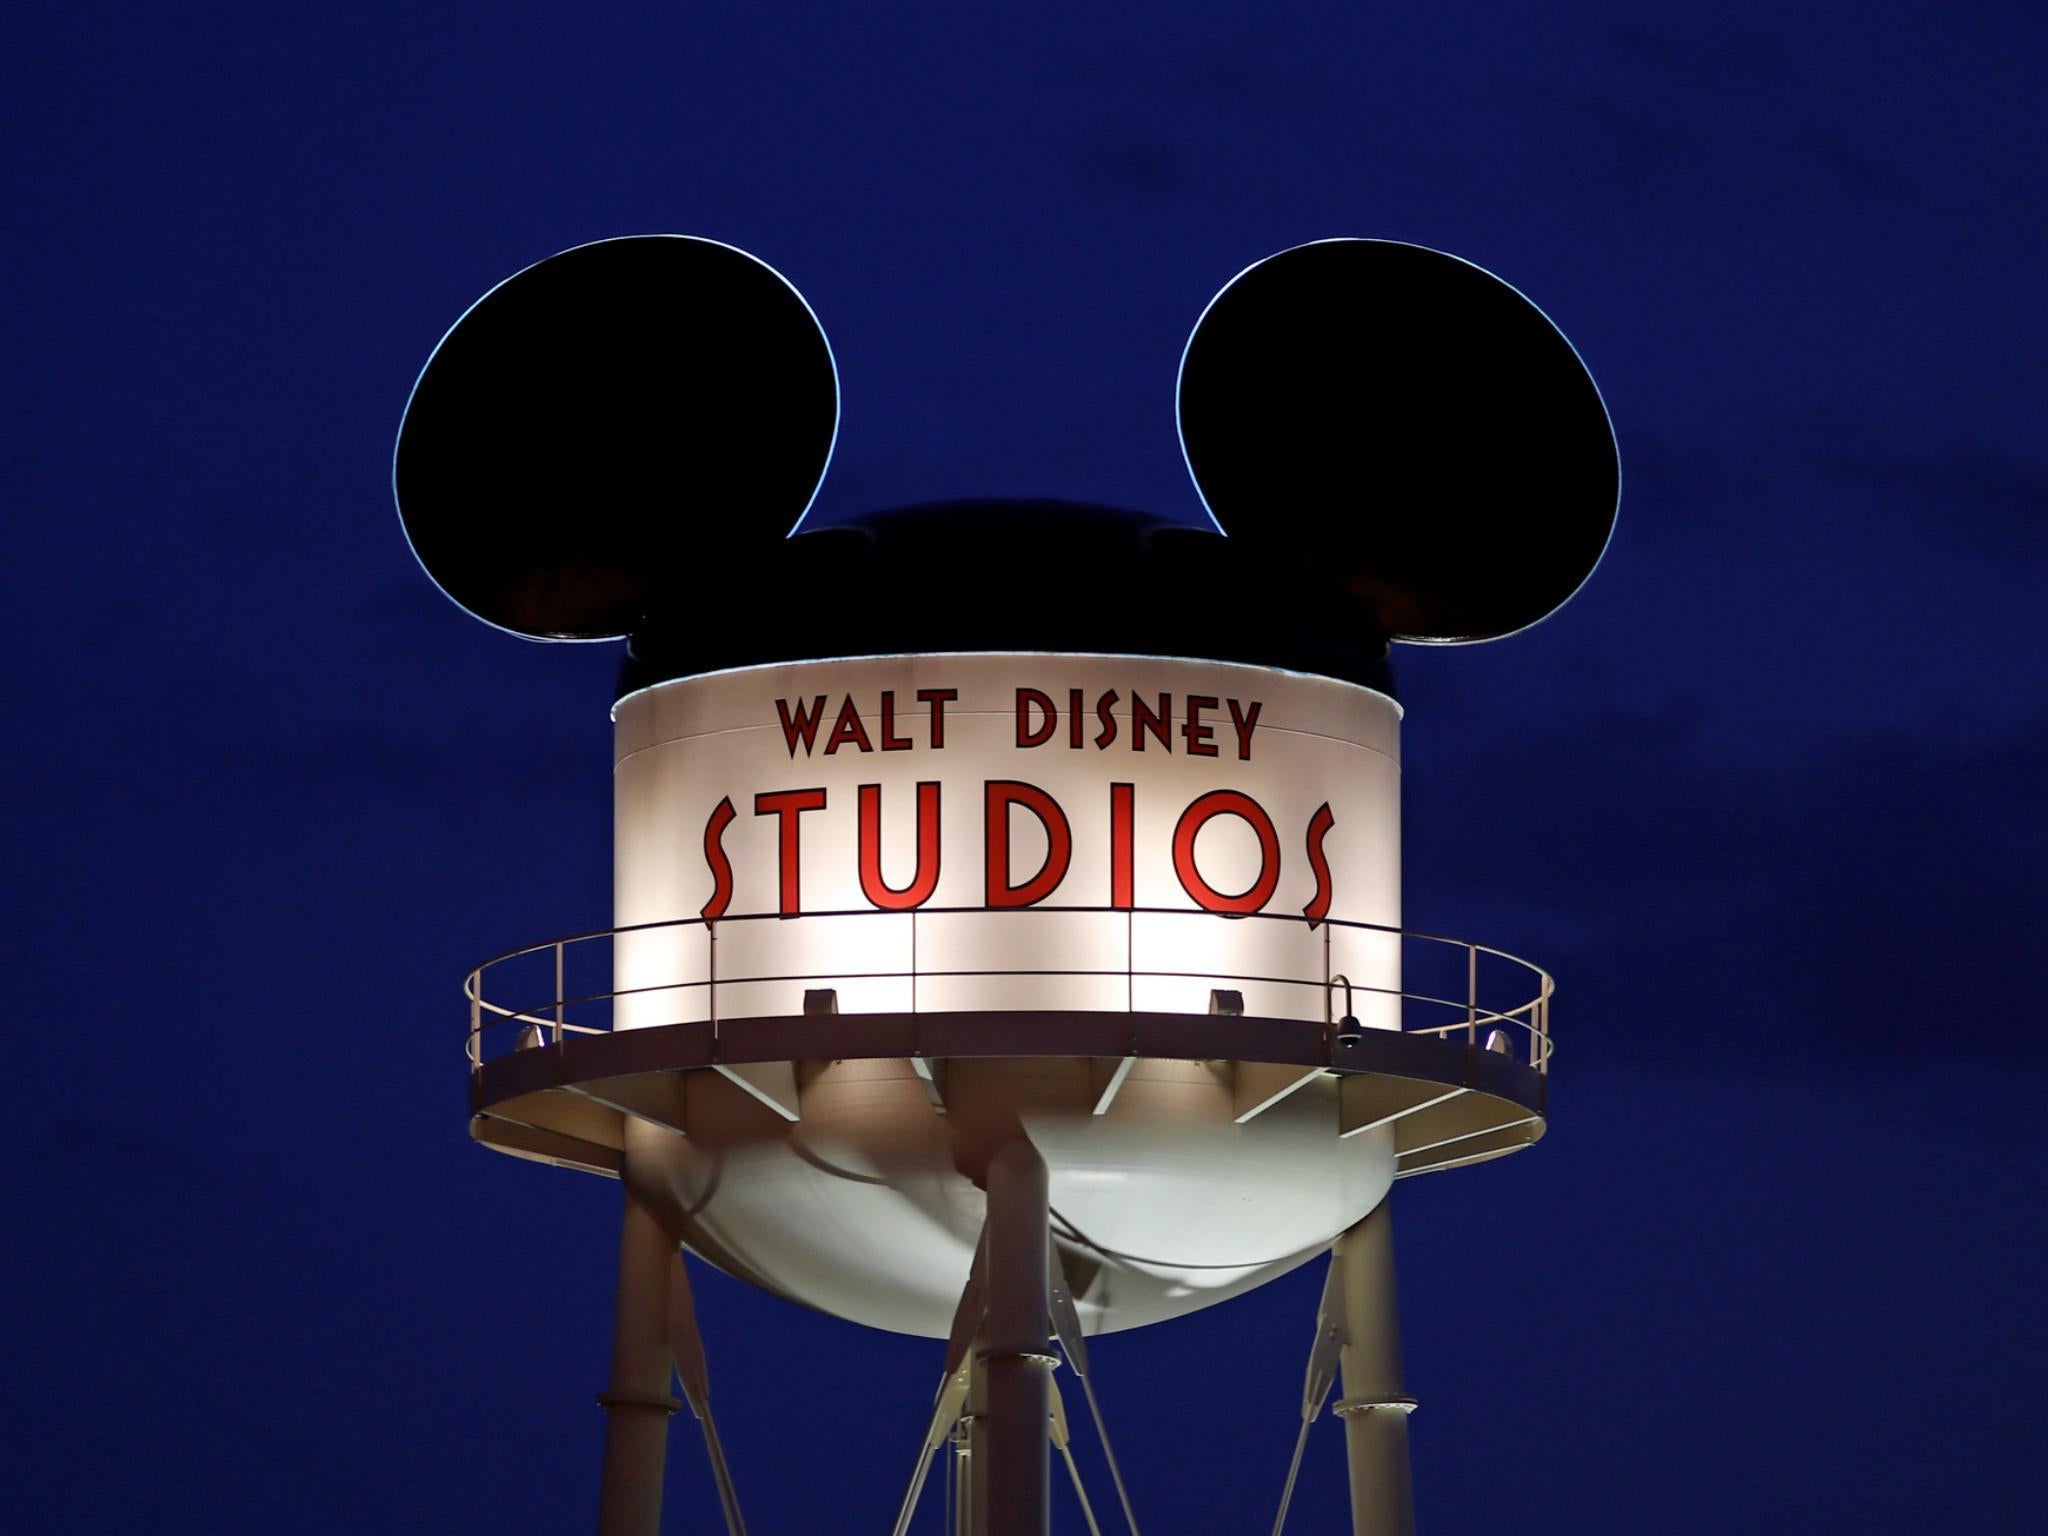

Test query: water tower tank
[395,234,1615,1536]
[607,643,1405,1337]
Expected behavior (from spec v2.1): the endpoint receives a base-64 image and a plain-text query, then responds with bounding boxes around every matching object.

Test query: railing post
[707,922,718,1033]
[554,941,566,1047]
[1466,945,1478,1046]
[911,907,919,1015]
[1324,923,1333,1024]
[1126,908,1134,1014]
[469,971,481,1072]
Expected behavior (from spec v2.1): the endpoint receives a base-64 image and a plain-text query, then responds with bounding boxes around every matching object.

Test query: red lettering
[1172,790,1280,914]
[700,796,736,921]
[1132,692,1171,751]
[858,782,941,910]
[1302,802,1335,928]
[1109,782,1135,910]
[985,781,1072,908]
[918,688,957,748]
[1183,695,1218,757]
[1016,688,1057,748]
[754,788,827,914]
[1094,690,1119,749]
[776,696,829,757]
[823,697,874,755]
[878,690,912,751]
[1067,689,1085,749]
[1227,699,1262,760]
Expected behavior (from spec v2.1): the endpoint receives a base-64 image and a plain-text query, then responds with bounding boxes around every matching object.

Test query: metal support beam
[1270,1260,1345,1536]
[1049,1376,1105,1536]
[666,1251,747,1536]
[1234,1061,1323,1123]
[1090,1056,1136,1116]
[712,1061,801,1121]
[1338,1077,1464,1139]
[953,1391,975,1534]
[1048,1251,1140,1535]
[597,1185,681,1536]
[974,1139,1052,1536]
[904,1237,1147,1536]
[891,1239,987,1536]
[1331,1204,1416,1536]
[964,1330,989,1534]
[910,1053,949,1111]
[571,1072,689,1135]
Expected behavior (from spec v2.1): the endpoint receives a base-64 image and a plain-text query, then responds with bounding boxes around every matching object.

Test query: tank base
[469,1008,1544,1336]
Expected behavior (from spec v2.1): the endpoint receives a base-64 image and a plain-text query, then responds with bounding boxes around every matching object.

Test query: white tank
[612,653,1404,1337]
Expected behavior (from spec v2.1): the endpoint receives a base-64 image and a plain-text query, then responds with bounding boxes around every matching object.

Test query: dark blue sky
[5,4,2042,1531]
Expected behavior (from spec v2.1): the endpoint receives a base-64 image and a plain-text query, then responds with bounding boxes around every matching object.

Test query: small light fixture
[1329,974,1362,1047]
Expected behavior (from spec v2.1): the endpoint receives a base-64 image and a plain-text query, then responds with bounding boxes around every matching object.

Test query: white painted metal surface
[613,654,1402,1028]
[606,654,1409,1336]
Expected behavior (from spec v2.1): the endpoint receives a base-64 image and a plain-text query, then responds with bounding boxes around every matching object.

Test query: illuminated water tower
[394,234,1617,1535]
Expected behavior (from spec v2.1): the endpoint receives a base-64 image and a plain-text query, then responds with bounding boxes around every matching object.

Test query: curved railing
[463,906,1552,1076]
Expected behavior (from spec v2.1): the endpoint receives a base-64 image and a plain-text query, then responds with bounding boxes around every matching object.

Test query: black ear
[394,235,837,640]
[1177,239,1618,644]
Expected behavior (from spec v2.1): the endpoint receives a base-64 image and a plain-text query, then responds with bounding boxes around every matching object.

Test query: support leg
[597,1185,681,1536]
[972,1139,1052,1536]
[1049,1376,1105,1536]
[667,1251,748,1536]
[1048,1251,1141,1535]
[962,1338,987,1535]
[1332,1203,1416,1536]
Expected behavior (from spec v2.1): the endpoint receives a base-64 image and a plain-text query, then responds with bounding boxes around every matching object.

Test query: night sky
[6,4,2043,1532]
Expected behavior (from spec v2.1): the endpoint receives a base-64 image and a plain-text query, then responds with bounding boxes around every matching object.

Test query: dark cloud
[18,1117,192,1183]
[1067,130,1190,198]
[1826,437,2048,562]
[1409,700,2048,1070]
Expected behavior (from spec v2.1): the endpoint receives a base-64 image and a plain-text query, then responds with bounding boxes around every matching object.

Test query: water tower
[394,234,1618,1535]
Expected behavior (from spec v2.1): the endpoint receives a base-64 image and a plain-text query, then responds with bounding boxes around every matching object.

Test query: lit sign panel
[613,655,1401,1028]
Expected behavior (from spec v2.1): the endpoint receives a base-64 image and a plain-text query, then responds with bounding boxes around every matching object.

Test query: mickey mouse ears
[1177,239,1619,644]
[394,236,837,639]
[395,234,1616,657]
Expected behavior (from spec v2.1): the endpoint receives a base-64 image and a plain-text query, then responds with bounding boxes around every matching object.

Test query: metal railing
[462,905,1553,1076]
